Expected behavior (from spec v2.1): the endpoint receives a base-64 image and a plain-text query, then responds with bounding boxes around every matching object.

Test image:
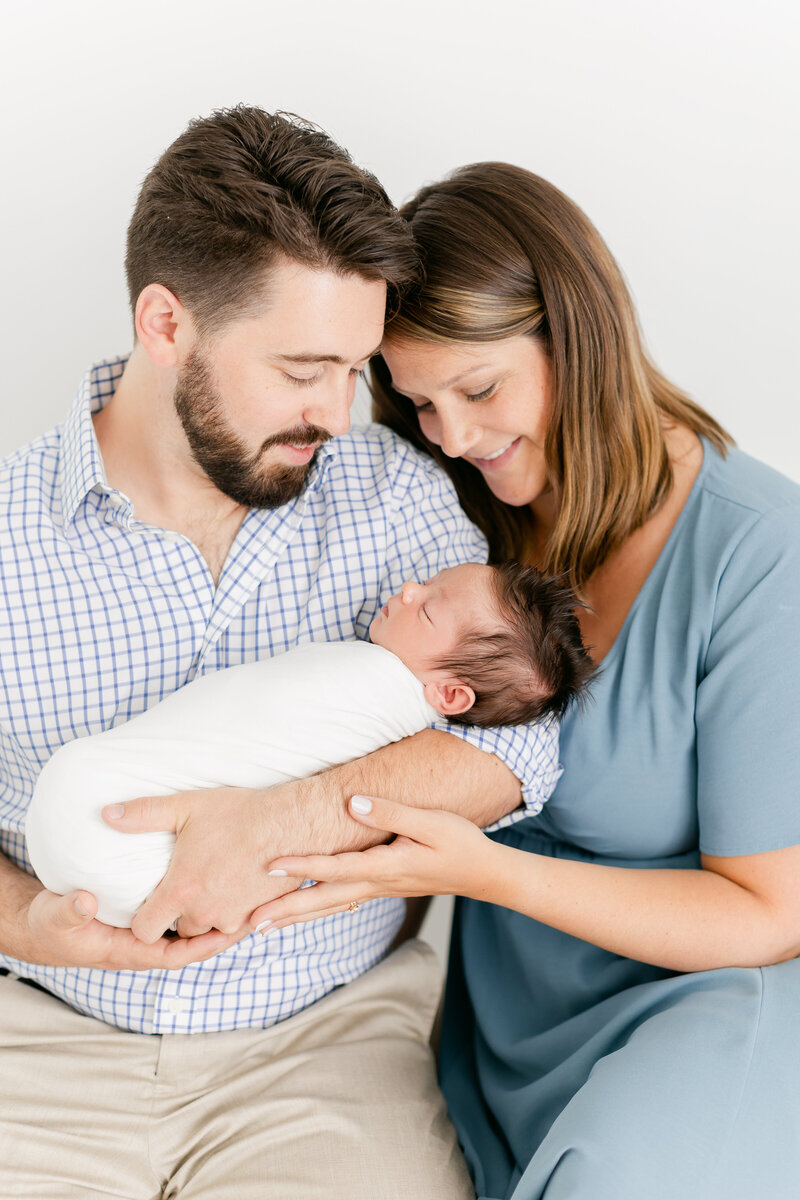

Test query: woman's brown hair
[371,163,731,592]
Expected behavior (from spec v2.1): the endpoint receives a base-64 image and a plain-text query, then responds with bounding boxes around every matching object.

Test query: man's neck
[92,347,247,580]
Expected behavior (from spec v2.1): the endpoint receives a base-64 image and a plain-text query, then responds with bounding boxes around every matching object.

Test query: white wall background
[2,0,798,955]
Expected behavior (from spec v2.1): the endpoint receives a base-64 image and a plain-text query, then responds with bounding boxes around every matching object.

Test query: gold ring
[347,901,361,913]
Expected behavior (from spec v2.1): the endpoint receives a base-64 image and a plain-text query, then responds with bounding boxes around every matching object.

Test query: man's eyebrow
[273,346,382,366]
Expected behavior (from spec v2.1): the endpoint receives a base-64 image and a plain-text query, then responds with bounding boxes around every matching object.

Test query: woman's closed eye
[465,383,497,402]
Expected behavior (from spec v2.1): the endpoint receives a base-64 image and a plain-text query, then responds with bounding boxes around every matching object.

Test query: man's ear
[424,679,476,717]
[134,284,193,368]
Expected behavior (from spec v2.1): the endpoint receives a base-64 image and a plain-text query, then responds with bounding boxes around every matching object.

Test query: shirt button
[166,996,189,1014]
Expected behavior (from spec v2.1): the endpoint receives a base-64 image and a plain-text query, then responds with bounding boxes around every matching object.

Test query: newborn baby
[26,562,592,927]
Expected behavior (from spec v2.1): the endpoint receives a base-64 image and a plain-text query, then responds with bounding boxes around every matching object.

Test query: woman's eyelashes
[465,383,497,402]
[410,382,498,411]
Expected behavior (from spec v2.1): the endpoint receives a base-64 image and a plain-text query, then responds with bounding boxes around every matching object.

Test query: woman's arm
[253,795,800,972]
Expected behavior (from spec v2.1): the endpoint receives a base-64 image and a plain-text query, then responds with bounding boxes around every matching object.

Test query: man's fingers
[42,889,98,930]
[130,889,183,944]
[175,917,213,938]
[102,794,180,833]
[159,928,246,967]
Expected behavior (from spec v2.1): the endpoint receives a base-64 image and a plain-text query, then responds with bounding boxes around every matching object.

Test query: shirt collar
[59,357,127,530]
[59,355,340,531]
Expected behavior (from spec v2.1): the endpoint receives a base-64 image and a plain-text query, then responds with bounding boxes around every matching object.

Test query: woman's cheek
[417,412,441,447]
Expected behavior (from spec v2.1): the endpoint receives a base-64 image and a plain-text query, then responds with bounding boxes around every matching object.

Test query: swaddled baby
[26,562,592,926]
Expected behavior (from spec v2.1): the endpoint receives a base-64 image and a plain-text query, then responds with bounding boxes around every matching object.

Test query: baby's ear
[424,680,476,717]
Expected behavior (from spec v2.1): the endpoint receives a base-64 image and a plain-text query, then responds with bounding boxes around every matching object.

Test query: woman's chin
[482,475,540,508]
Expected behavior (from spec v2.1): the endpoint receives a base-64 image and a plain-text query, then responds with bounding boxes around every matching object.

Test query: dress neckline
[600,435,710,670]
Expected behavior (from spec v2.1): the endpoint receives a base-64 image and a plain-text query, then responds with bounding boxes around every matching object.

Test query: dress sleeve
[380,445,561,820]
[697,502,800,856]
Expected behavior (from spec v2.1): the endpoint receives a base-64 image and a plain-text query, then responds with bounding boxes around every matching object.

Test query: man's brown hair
[126,105,420,336]
[436,561,595,727]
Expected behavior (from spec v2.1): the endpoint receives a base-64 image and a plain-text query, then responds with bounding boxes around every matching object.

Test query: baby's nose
[400,581,420,605]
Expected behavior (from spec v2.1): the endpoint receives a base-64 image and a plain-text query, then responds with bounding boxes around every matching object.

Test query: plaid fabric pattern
[0,357,561,1033]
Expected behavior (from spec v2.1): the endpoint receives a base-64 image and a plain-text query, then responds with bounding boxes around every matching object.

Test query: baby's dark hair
[435,561,596,727]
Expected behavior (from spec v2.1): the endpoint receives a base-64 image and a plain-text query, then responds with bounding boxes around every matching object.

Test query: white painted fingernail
[255,919,273,934]
[268,869,288,877]
[351,795,373,814]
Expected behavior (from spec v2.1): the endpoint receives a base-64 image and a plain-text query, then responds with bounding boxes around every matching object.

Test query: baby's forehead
[431,563,501,618]
[431,562,494,590]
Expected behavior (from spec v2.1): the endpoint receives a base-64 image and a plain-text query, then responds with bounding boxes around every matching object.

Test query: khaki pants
[0,940,475,1199]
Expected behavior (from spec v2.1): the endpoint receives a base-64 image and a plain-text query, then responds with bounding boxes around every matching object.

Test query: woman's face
[380,335,553,511]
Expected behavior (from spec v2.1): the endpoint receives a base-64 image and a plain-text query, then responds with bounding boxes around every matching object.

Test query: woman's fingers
[266,796,441,885]
[250,882,367,932]
[346,794,442,840]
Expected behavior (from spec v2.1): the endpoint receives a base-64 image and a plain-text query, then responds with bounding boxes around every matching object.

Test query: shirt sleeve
[379,443,563,821]
[696,502,800,856]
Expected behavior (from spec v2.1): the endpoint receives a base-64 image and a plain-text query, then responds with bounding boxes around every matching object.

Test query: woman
[256,164,800,1198]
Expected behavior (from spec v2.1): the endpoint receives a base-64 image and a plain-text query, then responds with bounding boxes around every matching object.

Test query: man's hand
[101,730,522,942]
[103,784,320,943]
[2,864,241,971]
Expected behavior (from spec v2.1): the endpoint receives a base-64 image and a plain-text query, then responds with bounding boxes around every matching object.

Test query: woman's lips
[469,438,521,471]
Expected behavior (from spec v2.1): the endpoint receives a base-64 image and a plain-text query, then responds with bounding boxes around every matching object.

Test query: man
[0,106,559,1198]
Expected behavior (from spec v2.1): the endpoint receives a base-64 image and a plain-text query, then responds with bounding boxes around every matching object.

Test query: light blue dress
[440,440,800,1199]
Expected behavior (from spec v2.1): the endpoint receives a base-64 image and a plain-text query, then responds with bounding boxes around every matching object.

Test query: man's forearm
[290,728,523,856]
[0,849,42,959]
[110,730,525,939]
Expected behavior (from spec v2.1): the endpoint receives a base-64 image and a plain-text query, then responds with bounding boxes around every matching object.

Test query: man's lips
[468,438,521,471]
[275,442,319,465]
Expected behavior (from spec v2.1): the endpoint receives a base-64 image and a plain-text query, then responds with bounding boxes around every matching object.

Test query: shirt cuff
[428,716,563,831]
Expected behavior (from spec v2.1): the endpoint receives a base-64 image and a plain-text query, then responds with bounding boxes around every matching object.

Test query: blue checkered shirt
[0,357,562,1034]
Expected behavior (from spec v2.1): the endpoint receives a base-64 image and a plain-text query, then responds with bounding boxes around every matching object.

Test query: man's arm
[0,847,241,969]
[106,728,522,942]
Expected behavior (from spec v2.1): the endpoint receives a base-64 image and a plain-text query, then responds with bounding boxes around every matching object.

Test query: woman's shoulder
[689,441,800,608]
[699,440,800,522]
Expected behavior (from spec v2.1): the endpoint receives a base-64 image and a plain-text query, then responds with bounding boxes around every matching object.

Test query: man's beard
[173,349,331,509]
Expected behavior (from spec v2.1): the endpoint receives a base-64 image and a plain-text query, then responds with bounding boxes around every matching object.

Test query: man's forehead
[228,258,386,362]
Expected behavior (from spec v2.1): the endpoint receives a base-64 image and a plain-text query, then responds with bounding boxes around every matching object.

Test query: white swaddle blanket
[26,640,438,927]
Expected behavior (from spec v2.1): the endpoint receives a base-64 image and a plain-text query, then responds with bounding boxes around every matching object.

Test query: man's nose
[303,378,352,438]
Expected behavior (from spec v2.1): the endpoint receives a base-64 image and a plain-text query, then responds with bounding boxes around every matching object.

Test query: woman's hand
[248,794,500,934]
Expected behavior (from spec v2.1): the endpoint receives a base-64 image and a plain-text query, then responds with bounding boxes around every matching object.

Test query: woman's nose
[437,409,482,459]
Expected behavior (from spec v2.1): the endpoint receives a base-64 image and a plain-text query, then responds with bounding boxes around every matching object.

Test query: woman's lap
[462,955,800,1200]
[499,959,800,1200]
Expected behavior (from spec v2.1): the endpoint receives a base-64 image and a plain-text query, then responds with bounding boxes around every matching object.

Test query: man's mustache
[258,424,332,456]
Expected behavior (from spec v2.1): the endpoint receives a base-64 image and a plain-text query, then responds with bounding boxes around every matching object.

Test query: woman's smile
[468,438,522,471]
